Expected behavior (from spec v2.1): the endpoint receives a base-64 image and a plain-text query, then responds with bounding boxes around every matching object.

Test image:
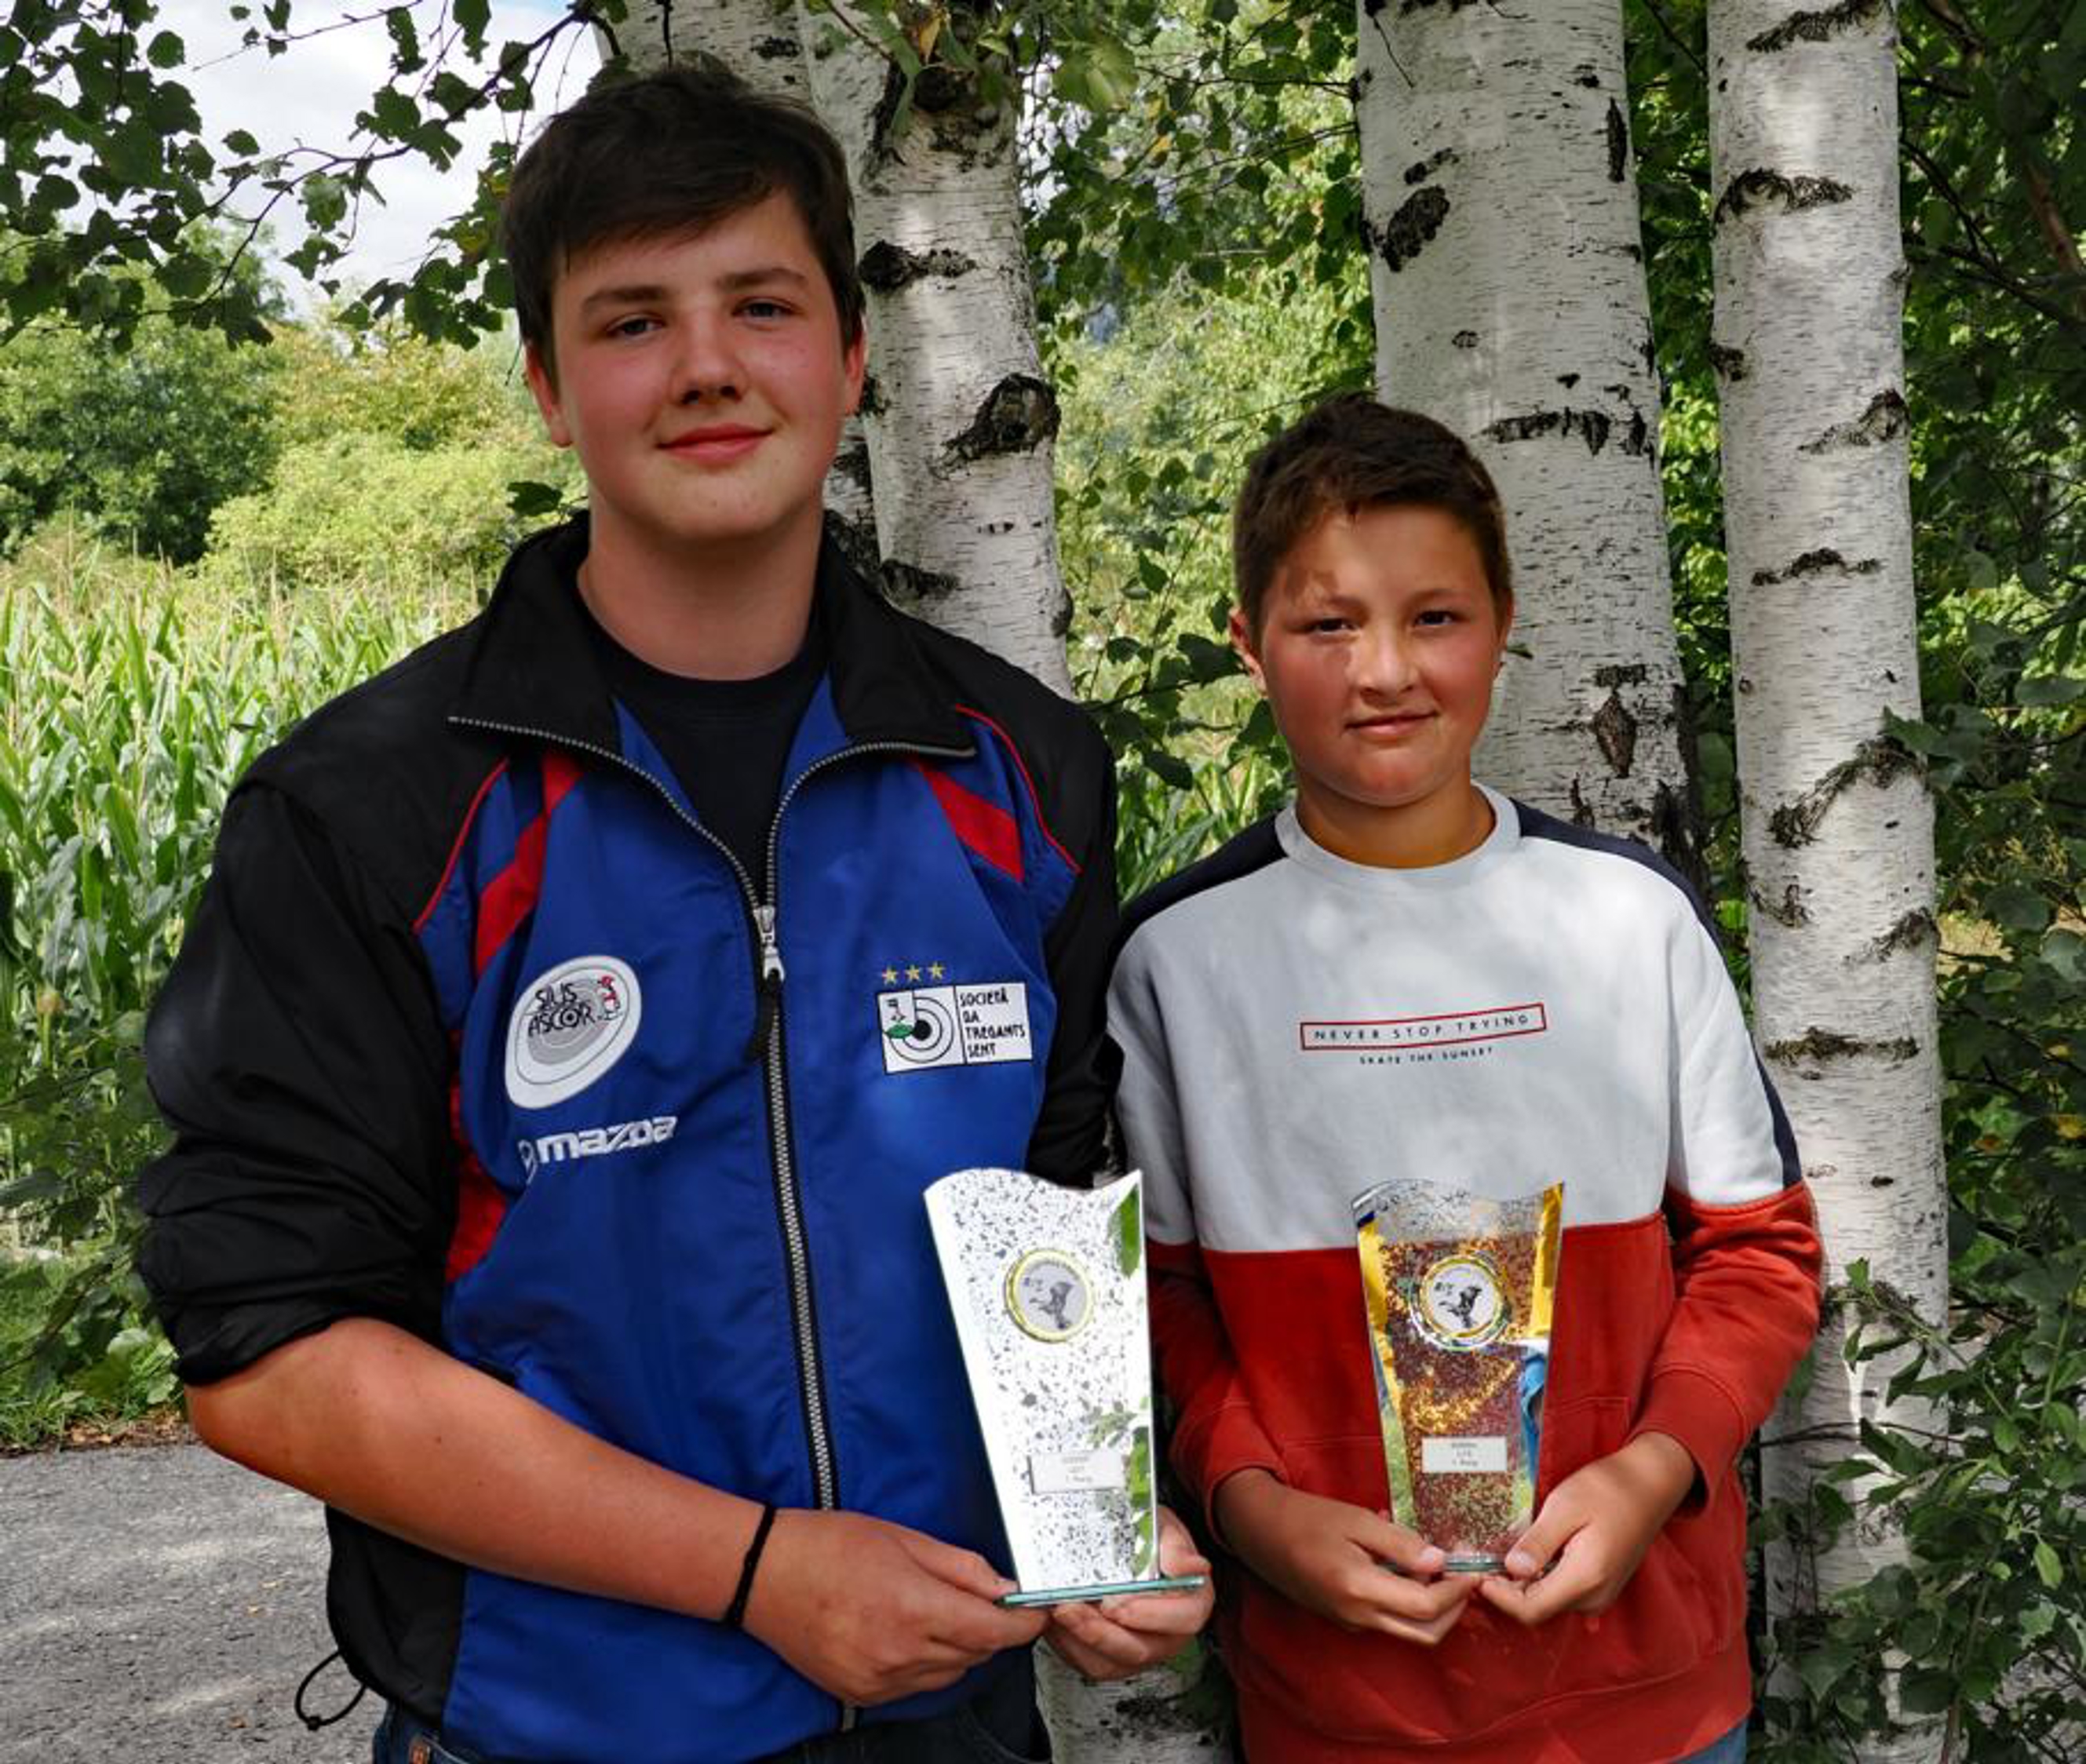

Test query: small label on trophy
[1028,1448,1129,1495]
[1420,1436,1510,1474]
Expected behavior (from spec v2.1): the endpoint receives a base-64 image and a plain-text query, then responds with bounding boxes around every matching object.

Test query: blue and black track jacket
[137,518,1117,1763]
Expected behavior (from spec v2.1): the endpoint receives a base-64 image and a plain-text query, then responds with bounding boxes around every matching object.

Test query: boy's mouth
[1350,710,1433,736]
[662,425,768,462]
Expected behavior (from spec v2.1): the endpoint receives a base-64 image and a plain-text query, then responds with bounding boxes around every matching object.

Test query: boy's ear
[523,342,574,450]
[842,321,868,417]
[1227,607,1267,691]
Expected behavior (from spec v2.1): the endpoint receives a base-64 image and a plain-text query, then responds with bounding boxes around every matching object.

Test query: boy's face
[525,191,865,563]
[1231,503,1511,862]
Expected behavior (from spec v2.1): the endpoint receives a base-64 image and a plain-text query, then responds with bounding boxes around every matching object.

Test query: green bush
[0,301,281,565]
[200,431,573,597]
[268,319,541,456]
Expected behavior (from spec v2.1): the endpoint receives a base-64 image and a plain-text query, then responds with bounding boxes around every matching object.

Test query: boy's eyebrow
[717,266,811,293]
[574,267,810,315]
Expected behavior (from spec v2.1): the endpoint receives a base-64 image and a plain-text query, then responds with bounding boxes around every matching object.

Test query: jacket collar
[452,515,975,760]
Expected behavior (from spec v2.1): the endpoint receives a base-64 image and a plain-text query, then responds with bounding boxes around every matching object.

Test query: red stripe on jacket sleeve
[443,1060,509,1284]
[473,752,585,976]
[912,760,1023,881]
[954,705,1081,875]
[1631,1183,1822,1507]
[414,760,509,934]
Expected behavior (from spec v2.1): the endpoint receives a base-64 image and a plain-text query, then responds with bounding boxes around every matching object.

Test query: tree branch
[2020,156,2086,318]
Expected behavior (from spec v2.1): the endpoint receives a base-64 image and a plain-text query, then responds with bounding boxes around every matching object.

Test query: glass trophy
[925,1166,1205,1607]
[1353,1179,1563,1573]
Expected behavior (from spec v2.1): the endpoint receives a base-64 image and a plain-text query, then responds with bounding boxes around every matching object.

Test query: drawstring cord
[294,1650,367,1731]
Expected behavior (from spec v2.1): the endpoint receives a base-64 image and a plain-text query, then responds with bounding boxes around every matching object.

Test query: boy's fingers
[899,1531,1022,1602]
[1500,1501,1581,1581]
[1095,1588,1207,1633]
[1045,1602,1152,1667]
[1477,1553,1596,1626]
[1360,1578,1475,1644]
[886,1536,1047,1653]
[1355,1513,1449,1578]
[1351,1559,1475,1627]
[1154,1505,1214,1579]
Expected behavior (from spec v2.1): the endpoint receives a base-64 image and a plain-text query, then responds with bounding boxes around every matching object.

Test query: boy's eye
[1307,617,1353,635]
[1415,608,1460,627]
[606,314,659,340]
[741,297,793,320]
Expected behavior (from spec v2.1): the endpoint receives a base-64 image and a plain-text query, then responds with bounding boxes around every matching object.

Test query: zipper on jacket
[744,740,967,1522]
[450,715,973,1629]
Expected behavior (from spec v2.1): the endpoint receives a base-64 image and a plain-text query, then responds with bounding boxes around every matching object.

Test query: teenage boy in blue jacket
[137,62,1208,1764]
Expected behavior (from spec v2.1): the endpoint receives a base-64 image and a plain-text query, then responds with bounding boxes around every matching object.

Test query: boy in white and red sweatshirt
[1108,395,1821,1764]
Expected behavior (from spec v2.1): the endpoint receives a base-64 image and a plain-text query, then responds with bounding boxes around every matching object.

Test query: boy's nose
[1355,629,1419,695]
[670,314,745,403]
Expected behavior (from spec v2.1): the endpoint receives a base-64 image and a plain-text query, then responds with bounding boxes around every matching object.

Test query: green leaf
[2033,1538,2063,1588]
[370,86,419,140]
[2040,929,2084,985]
[1113,1186,1142,1277]
[301,173,348,229]
[1145,750,1194,791]
[145,31,184,68]
[1984,884,2052,935]
[507,479,566,519]
[2015,673,2084,705]
[1898,1668,1957,1715]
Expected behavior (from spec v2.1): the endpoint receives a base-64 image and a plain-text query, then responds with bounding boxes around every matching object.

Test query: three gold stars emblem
[881,961,946,984]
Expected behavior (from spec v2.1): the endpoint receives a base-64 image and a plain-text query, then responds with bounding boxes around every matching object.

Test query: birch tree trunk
[617,1,878,569]
[798,13,1213,1755]
[1354,1,1696,869]
[1709,5,1946,1761]
[797,5,1072,692]
[622,0,808,93]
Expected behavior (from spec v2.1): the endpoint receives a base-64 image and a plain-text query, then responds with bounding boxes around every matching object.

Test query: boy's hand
[1478,1431,1697,1626]
[1043,1504,1214,1679]
[1214,1469,1474,1645]
[743,1510,1047,1704]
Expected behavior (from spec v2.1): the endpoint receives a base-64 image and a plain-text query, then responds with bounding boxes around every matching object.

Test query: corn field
[0,534,478,1437]
[1,532,477,1041]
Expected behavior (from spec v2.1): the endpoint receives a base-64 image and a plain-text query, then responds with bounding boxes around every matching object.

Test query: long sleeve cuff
[1171,1400,1287,1522]
[1629,1365,1753,1514]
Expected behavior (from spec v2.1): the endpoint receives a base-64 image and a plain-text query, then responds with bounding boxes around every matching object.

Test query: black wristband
[722,1502,778,1630]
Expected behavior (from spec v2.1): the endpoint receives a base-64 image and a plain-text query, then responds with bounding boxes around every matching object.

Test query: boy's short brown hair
[501,60,864,380]
[1233,395,1513,633]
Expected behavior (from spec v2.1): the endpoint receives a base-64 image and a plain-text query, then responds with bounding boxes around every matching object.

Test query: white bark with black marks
[1354,0,1695,867]
[1709,5,1944,1759]
[619,0,808,93]
[799,5,1073,691]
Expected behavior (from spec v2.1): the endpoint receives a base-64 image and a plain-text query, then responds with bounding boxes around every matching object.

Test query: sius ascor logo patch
[506,956,643,1108]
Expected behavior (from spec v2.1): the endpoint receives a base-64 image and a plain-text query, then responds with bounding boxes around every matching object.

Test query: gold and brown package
[1353,1179,1563,1571]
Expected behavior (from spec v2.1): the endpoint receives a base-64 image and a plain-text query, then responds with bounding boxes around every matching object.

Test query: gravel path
[1,1442,380,1762]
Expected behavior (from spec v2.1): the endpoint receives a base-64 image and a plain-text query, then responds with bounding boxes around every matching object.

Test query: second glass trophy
[1353,1179,1563,1573]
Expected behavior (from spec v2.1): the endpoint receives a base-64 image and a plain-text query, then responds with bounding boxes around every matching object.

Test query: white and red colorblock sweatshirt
[1108,789,1822,1764]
